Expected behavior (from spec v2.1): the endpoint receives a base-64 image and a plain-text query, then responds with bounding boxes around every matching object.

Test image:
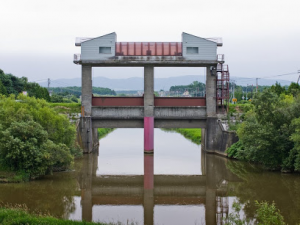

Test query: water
[0,128,300,225]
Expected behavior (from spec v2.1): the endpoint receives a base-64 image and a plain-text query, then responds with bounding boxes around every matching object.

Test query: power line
[260,72,297,79]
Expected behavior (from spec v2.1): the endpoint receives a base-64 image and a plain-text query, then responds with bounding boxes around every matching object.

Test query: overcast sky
[0,0,299,86]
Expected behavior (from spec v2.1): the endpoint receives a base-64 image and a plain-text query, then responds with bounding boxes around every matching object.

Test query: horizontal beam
[92,119,143,128]
[92,97,206,107]
[92,107,144,119]
[92,196,206,206]
[91,106,207,119]
[92,97,143,106]
[92,119,207,128]
[155,97,206,107]
[79,59,219,67]
[92,186,206,197]
[155,119,207,128]
[155,107,206,119]
[92,175,206,186]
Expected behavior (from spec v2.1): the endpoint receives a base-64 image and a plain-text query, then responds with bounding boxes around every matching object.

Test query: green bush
[0,207,107,225]
[226,141,245,159]
[255,201,286,225]
[0,121,53,178]
[236,89,300,171]
[224,201,286,225]
[0,95,78,179]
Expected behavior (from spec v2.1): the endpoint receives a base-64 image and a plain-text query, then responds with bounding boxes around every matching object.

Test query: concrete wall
[92,119,207,128]
[92,106,144,119]
[92,106,207,119]
[182,33,217,61]
[202,119,239,156]
[81,33,116,60]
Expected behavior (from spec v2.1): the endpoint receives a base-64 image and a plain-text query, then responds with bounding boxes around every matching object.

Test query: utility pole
[232,81,235,99]
[47,78,50,91]
[297,70,300,84]
[246,84,248,100]
[256,78,259,93]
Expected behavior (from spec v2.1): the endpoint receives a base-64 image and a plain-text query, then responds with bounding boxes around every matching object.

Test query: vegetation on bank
[0,69,50,101]
[225,158,300,224]
[0,207,108,225]
[49,103,81,115]
[227,82,300,172]
[98,128,115,139]
[163,128,201,145]
[169,81,205,96]
[0,95,81,181]
[50,86,116,98]
[225,201,287,225]
[0,201,288,225]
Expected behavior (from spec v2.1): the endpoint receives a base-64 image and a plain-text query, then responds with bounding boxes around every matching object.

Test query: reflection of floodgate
[216,180,229,224]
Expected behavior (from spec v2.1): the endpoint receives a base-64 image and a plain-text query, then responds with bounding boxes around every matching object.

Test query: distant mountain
[231,76,293,87]
[39,75,293,91]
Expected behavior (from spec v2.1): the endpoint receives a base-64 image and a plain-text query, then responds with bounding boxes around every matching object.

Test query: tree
[0,69,50,101]
[287,82,300,96]
[0,95,78,178]
[0,121,69,178]
[51,94,63,103]
[270,82,286,96]
[236,88,300,171]
[0,80,7,95]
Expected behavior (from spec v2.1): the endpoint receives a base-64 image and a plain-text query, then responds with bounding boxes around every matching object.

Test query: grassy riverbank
[98,128,115,139]
[0,207,107,225]
[49,103,81,114]
[163,128,201,145]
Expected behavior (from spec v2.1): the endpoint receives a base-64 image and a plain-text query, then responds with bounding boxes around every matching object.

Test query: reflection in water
[77,145,240,225]
[0,172,79,219]
[1,129,300,224]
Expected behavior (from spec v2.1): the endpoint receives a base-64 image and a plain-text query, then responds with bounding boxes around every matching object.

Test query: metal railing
[217,54,224,62]
[115,42,182,56]
[74,54,81,61]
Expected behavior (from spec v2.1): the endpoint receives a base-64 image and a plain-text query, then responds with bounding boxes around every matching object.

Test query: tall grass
[98,128,115,139]
[0,207,107,225]
[162,128,201,145]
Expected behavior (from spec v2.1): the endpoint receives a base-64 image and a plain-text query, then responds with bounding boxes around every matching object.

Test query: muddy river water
[1,129,300,225]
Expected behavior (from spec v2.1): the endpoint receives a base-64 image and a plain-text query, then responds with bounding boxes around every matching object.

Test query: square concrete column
[82,65,92,116]
[81,65,93,153]
[144,66,154,117]
[206,66,217,117]
[144,66,154,153]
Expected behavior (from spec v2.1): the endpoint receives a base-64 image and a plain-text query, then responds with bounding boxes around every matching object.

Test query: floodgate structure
[74,32,237,155]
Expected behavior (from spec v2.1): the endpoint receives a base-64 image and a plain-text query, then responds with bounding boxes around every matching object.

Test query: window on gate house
[99,47,112,54]
[186,47,198,54]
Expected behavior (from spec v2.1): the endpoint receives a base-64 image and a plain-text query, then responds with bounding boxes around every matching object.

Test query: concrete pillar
[205,189,217,225]
[205,66,224,153]
[144,154,154,190]
[205,153,217,225]
[82,65,92,116]
[144,154,154,225]
[92,128,99,151]
[206,66,217,117]
[201,142,206,175]
[144,66,154,153]
[81,65,93,153]
[144,189,154,225]
[81,189,92,222]
[80,154,94,222]
[80,117,93,153]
